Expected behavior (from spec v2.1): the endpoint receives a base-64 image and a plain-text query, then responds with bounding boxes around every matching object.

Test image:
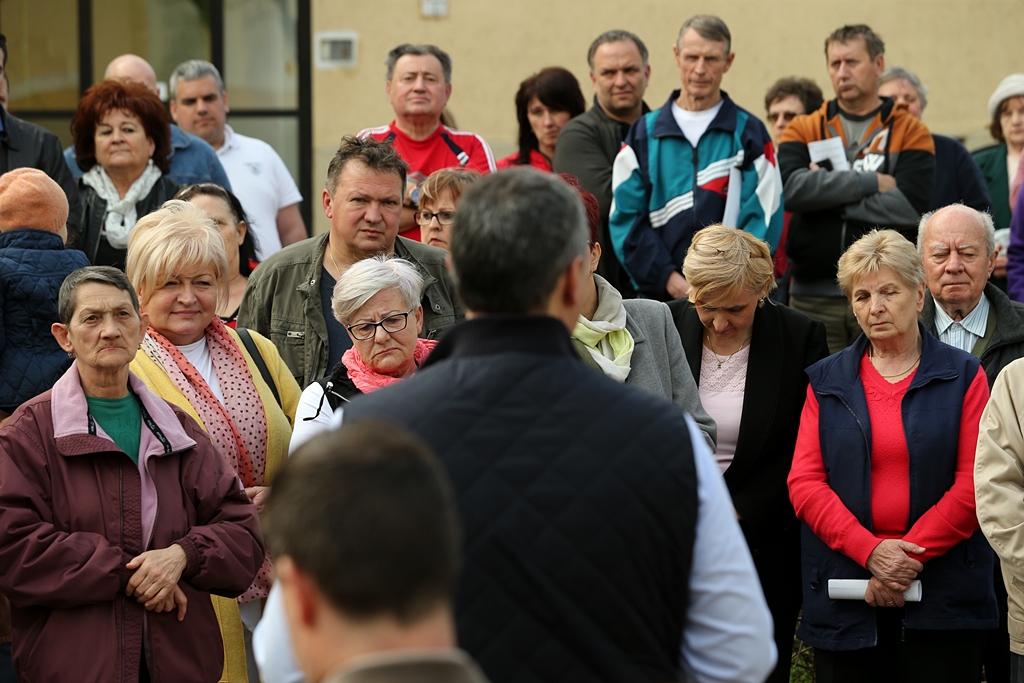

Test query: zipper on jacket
[691,144,700,234]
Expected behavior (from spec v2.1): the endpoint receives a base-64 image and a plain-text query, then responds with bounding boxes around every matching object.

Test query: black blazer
[0,107,81,239]
[669,300,829,533]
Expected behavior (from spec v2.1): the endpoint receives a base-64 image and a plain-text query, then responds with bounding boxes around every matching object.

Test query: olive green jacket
[237,232,461,389]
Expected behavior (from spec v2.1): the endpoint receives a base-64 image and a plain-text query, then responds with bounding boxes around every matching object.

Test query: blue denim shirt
[64,124,232,190]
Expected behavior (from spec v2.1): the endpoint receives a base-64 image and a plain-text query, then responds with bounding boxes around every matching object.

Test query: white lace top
[698,343,750,474]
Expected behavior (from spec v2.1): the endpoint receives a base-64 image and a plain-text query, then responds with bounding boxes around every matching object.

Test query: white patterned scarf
[81,160,162,249]
[573,274,635,382]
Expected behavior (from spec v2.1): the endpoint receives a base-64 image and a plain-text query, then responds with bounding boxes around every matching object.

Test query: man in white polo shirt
[170,59,306,259]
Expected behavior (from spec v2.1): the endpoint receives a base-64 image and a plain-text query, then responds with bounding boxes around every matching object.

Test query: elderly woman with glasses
[668,224,828,683]
[414,168,479,252]
[788,229,997,683]
[289,255,437,450]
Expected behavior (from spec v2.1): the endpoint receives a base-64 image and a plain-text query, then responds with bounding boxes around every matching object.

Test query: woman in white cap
[973,74,1024,231]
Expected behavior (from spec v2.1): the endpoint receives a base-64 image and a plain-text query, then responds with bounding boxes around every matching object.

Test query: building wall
[310,0,1024,235]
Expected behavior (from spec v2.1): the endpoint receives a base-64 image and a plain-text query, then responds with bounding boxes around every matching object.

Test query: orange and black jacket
[778,97,935,284]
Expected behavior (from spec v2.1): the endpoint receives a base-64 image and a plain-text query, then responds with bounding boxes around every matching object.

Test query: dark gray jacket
[553,97,648,296]
[0,108,81,241]
[921,282,1024,387]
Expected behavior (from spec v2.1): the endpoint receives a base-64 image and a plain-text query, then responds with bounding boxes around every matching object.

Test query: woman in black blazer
[668,225,828,683]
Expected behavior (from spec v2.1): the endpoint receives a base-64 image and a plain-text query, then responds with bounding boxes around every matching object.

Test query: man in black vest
[0,33,81,242]
[344,169,775,683]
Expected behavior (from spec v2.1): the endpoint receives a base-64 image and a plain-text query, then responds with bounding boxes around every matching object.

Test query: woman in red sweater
[787,229,996,683]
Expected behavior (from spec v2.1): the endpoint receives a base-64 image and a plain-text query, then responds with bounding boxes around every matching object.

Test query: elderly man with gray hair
[879,66,992,214]
[609,14,782,301]
[358,44,495,241]
[169,59,306,258]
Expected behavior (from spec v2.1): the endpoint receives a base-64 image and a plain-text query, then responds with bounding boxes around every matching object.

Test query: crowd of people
[2,12,1024,683]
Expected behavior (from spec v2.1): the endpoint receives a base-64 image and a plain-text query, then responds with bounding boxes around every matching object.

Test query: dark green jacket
[236,232,461,388]
[973,143,1012,229]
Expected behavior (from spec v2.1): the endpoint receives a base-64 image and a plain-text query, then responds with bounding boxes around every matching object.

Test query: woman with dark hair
[72,79,179,268]
[497,67,585,172]
[176,183,261,326]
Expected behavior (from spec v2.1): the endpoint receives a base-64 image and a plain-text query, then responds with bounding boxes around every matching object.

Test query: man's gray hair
[450,169,589,315]
[331,256,424,324]
[587,30,649,70]
[880,65,929,110]
[58,266,140,326]
[385,44,452,84]
[169,59,225,101]
[917,205,997,256]
[677,15,732,55]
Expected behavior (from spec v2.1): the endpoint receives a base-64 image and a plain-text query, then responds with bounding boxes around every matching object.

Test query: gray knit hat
[989,74,1024,120]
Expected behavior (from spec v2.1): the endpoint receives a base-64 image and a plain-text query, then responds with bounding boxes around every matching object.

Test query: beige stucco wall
[310,0,1024,235]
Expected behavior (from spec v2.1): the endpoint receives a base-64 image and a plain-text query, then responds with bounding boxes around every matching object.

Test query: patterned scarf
[342,338,438,393]
[140,318,267,488]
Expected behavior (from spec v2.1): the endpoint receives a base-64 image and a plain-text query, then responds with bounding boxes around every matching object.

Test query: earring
[67,351,75,359]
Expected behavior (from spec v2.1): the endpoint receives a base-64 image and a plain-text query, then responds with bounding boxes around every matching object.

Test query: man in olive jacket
[237,136,461,389]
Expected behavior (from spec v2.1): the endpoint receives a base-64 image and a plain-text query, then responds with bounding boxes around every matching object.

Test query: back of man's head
[105,54,158,94]
[450,168,589,315]
[264,421,460,624]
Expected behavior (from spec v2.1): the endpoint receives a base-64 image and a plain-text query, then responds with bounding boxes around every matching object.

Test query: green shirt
[86,394,142,465]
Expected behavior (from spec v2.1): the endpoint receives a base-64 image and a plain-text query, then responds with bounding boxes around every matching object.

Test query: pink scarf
[342,338,438,393]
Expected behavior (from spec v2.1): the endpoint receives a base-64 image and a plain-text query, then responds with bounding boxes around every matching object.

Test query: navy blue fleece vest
[798,329,997,651]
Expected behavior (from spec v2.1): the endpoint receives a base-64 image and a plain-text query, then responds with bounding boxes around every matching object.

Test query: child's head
[0,168,70,242]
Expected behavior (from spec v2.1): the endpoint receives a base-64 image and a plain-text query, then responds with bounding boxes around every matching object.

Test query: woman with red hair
[72,79,179,268]
[561,173,717,449]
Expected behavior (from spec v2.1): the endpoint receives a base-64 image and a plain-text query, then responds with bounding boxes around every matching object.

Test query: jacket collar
[652,90,737,139]
[299,234,439,293]
[921,282,1024,349]
[824,95,897,125]
[51,363,197,456]
[815,322,959,399]
[421,315,579,368]
[0,228,65,250]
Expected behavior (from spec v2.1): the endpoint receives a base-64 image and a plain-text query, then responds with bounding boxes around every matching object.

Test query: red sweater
[497,148,552,172]
[788,352,989,568]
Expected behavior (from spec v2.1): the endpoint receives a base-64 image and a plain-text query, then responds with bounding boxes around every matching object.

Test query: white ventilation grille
[316,31,358,69]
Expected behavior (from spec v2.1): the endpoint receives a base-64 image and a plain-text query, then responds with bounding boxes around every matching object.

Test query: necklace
[874,354,921,379]
[326,241,343,278]
[705,332,749,369]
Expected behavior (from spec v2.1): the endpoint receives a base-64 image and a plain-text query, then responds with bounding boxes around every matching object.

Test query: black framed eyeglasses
[414,210,456,226]
[346,308,415,340]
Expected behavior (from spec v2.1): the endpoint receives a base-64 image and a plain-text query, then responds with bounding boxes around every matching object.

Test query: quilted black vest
[346,316,699,683]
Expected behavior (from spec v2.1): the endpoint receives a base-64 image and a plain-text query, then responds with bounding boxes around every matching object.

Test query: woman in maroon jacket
[0,265,264,683]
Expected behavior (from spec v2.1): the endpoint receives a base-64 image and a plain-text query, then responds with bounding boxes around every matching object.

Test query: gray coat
[574,296,717,450]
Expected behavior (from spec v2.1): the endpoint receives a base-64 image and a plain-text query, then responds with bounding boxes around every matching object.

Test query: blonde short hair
[836,229,925,298]
[126,199,229,305]
[682,225,775,304]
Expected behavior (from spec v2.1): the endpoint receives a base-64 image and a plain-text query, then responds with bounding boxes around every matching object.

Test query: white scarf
[573,274,635,383]
[82,160,162,249]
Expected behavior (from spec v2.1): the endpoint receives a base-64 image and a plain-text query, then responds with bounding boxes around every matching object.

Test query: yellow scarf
[572,275,635,382]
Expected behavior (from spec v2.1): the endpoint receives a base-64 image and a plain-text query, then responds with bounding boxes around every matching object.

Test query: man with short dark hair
[0,33,81,243]
[610,15,783,300]
[553,29,652,297]
[170,59,306,258]
[764,77,824,147]
[780,24,935,353]
[343,169,776,683]
[237,135,460,388]
[879,66,993,214]
[359,44,495,241]
[63,55,232,191]
[262,423,490,683]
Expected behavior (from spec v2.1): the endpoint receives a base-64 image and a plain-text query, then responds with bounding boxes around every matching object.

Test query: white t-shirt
[216,124,303,259]
[671,100,724,147]
[177,338,225,404]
